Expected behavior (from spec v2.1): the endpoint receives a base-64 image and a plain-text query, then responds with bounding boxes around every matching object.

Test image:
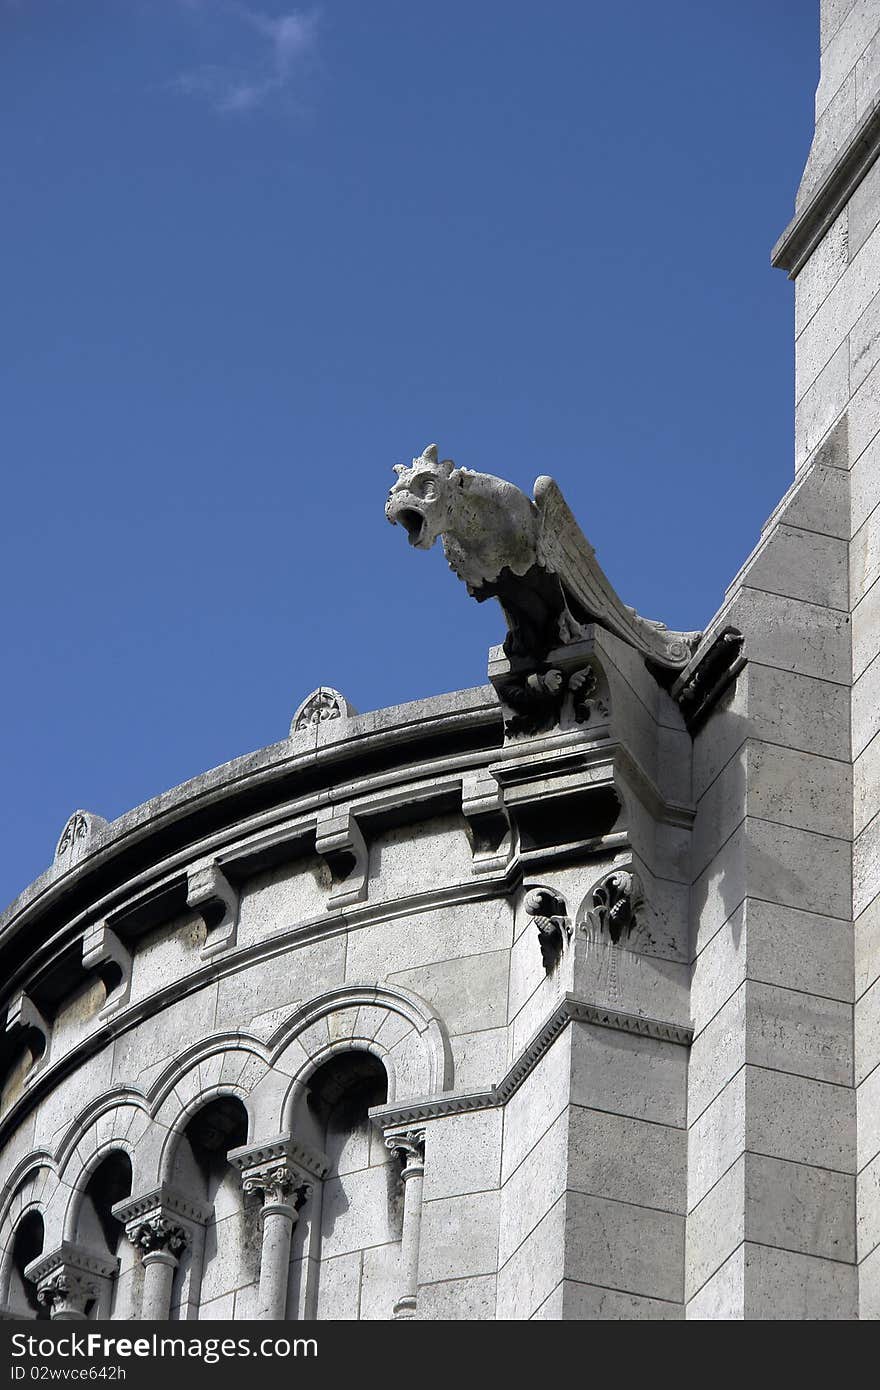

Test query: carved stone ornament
[498,661,609,737]
[587,869,644,945]
[674,626,746,733]
[523,886,571,971]
[36,1270,98,1317]
[241,1160,311,1210]
[54,809,108,864]
[127,1216,189,1256]
[26,1245,119,1320]
[385,1129,426,1174]
[290,687,358,736]
[385,445,701,667]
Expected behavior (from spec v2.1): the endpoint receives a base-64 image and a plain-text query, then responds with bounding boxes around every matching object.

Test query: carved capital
[385,1128,426,1175]
[241,1161,311,1212]
[127,1215,190,1256]
[36,1270,96,1318]
[26,1245,118,1321]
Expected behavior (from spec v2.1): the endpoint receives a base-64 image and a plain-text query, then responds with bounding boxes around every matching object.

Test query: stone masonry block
[795,342,850,469]
[857,1149,880,1260]
[567,1105,686,1215]
[569,1023,688,1129]
[741,525,848,610]
[856,892,880,998]
[564,1190,684,1304]
[559,1281,682,1320]
[856,975,880,1083]
[419,1190,501,1285]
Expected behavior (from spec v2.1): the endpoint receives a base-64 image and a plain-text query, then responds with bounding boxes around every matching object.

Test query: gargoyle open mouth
[397,508,426,546]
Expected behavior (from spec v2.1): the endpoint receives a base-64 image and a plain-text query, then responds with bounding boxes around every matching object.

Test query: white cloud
[174,4,319,115]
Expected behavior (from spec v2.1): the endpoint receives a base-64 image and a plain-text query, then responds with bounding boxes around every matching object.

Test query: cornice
[111,1185,212,1229]
[772,97,880,278]
[0,690,502,948]
[370,993,693,1127]
[25,1242,119,1285]
[227,1133,330,1181]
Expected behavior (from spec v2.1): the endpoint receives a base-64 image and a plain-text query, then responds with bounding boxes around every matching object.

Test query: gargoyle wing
[533,475,700,669]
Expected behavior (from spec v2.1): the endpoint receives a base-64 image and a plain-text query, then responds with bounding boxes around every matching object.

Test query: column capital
[384,1127,426,1174]
[229,1132,328,1211]
[241,1160,312,1213]
[25,1244,118,1319]
[112,1184,211,1263]
[126,1214,190,1256]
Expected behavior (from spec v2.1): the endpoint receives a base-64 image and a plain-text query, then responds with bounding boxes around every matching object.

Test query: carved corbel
[523,886,571,972]
[461,771,512,871]
[186,859,239,958]
[5,992,50,1078]
[586,867,644,944]
[315,806,368,908]
[82,921,132,1018]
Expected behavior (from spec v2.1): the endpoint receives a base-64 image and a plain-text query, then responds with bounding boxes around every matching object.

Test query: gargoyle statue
[385,446,700,669]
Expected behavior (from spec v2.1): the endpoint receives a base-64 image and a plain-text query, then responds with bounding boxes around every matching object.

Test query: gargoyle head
[385,444,455,550]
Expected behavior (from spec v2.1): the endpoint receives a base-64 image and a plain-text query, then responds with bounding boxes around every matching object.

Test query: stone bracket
[461,771,512,871]
[315,806,368,908]
[5,991,50,1078]
[82,921,132,1019]
[186,859,239,959]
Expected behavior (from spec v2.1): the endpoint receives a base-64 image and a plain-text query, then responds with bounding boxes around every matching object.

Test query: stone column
[127,1216,190,1321]
[386,1129,426,1319]
[242,1163,311,1321]
[229,1134,329,1323]
[112,1187,211,1322]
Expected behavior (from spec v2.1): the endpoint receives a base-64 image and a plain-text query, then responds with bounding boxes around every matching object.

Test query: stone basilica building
[2,1,880,1322]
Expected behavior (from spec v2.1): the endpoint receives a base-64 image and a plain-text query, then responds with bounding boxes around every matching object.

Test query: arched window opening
[170,1096,250,1319]
[291,1050,401,1320]
[73,1151,132,1319]
[3,1210,46,1319]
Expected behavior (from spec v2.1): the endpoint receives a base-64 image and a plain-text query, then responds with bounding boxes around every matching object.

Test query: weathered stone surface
[564,1191,684,1302]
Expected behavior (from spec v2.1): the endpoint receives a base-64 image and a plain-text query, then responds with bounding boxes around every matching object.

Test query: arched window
[3,1210,47,1319]
[169,1096,250,1319]
[72,1151,133,1318]
[290,1051,402,1320]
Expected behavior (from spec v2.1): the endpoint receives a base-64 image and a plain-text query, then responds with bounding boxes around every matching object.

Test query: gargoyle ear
[421,444,439,464]
[439,457,455,476]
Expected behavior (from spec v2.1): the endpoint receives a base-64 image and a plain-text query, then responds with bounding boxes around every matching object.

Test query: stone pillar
[242,1163,311,1321]
[229,1134,329,1322]
[25,1245,119,1322]
[127,1217,190,1321]
[386,1129,426,1319]
[112,1187,211,1322]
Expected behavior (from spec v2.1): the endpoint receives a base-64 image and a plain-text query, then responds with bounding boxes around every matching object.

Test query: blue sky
[1,0,817,909]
